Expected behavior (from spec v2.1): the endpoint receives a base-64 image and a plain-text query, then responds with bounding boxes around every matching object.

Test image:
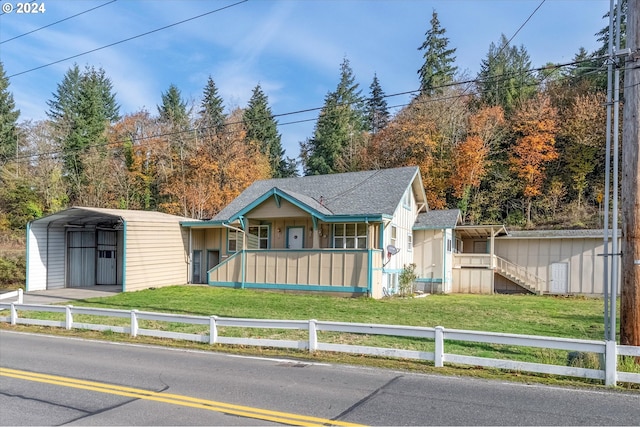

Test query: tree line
[0,5,624,231]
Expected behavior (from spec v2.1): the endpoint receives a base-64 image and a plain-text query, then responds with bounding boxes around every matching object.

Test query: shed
[26,207,191,292]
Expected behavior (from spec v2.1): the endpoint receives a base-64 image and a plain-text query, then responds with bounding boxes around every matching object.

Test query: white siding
[26,223,66,290]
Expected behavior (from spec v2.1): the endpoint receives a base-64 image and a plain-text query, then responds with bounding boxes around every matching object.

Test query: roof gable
[214,166,425,222]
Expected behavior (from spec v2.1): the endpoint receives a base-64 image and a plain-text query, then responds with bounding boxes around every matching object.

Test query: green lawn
[73,286,608,339]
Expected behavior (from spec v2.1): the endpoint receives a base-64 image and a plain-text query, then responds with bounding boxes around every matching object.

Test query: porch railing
[208,249,380,290]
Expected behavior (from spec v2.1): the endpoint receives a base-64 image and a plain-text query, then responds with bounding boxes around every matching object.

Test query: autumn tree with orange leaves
[509,94,558,226]
[450,106,505,220]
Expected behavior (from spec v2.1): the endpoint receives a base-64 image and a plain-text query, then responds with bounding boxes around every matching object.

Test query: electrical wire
[0,1,118,44]
[10,56,608,164]
[6,0,248,79]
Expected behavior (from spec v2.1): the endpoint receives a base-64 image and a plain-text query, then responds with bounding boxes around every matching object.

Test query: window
[390,225,397,248]
[228,230,242,252]
[403,189,411,209]
[447,238,452,253]
[333,223,367,249]
[407,233,413,251]
[248,225,269,249]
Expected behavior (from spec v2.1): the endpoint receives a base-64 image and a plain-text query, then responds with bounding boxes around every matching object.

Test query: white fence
[1,301,639,387]
[0,289,23,304]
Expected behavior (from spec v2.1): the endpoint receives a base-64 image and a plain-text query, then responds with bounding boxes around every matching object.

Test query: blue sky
[1,0,611,159]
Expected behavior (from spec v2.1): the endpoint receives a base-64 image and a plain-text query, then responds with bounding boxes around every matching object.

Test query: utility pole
[621,0,640,348]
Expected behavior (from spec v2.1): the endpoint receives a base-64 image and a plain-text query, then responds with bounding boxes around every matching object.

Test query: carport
[26,207,192,292]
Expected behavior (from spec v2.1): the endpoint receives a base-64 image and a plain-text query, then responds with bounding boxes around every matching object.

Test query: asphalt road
[0,330,638,426]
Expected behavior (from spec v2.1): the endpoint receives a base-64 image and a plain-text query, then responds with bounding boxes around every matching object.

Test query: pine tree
[0,61,20,163]
[366,74,390,134]
[417,10,458,96]
[477,34,537,114]
[158,83,189,127]
[46,64,120,202]
[198,76,226,135]
[304,57,365,175]
[243,84,293,177]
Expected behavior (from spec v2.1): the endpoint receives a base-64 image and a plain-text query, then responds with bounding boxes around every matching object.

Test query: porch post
[490,226,495,294]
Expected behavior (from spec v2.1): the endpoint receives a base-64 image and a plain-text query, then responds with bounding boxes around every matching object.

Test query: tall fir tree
[198,76,226,135]
[243,84,294,178]
[46,64,119,202]
[158,83,189,127]
[366,73,390,134]
[417,10,458,96]
[0,61,20,163]
[477,34,537,114]
[303,57,365,175]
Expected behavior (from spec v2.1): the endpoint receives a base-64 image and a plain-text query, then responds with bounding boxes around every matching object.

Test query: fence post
[10,303,17,325]
[209,316,218,345]
[604,340,617,387]
[130,310,138,337]
[309,319,318,352]
[65,305,73,330]
[17,288,23,304]
[434,326,445,368]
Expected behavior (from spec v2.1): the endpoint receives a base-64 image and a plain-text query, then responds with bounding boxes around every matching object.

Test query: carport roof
[29,207,194,227]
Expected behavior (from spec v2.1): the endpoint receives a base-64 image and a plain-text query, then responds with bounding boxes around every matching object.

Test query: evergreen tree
[366,73,390,134]
[477,34,537,114]
[303,57,365,175]
[46,64,120,202]
[243,84,292,178]
[158,83,189,127]
[0,61,20,163]
[417,10,458,96]
[198,76,226,135]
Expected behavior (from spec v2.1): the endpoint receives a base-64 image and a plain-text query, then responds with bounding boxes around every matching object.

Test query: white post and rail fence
[1,300,639,387]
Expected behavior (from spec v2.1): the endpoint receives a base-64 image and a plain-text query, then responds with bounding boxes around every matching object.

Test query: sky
[0,0,613,160]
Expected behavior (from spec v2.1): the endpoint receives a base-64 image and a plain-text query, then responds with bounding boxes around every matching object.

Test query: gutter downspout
[223,222,246,289]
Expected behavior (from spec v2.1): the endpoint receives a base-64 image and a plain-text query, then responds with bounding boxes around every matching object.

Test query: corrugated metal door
[67,231,96,287]
[97,230,117,285]
[550,262,569,294]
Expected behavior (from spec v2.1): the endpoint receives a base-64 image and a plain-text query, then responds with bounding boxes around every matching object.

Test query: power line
[0,1,118,44]
[6,0,248,79]
[11,56,607,164]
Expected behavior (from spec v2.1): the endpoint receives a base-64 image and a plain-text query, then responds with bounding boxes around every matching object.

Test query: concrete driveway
[20,286,121,305]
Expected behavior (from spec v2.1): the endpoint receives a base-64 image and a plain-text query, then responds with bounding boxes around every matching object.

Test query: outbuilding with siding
[26,207,191,292]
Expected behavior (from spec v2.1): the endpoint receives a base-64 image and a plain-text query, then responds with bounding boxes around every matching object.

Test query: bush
[0,255,26,289]
[398,263,417,297]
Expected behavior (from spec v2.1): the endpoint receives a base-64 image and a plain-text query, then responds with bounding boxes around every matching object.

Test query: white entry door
[550,262,569,294]
[287,227,304,249]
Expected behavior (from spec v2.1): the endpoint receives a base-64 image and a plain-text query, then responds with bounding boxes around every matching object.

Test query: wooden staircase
[494,256,545,295]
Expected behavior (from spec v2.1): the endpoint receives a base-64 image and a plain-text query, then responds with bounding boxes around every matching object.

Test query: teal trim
[239,216,246,230]
[416,278,443,283]
[122,221,127,292]
[311,216,318,230]
[208,282,367,293]
[442,228,447,293]
[383,268,403,274]
[225,187,386,224]
[367,248,373,296]
[25,223,30,291]
[274,193,281,207]
[181,220,225,227]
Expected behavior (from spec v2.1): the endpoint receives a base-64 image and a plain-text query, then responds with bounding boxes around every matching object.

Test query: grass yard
[3,286,637,389]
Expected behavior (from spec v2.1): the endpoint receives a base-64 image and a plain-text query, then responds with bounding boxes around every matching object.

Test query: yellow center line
[0,367,365,427]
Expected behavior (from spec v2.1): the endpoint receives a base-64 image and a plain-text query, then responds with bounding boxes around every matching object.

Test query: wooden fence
[1,301,639,387]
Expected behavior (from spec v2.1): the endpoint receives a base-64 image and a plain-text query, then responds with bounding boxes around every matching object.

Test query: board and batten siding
[413,229,444,283]
[26,224,66,291]
[494,236,619,295]
[124,221,189,291]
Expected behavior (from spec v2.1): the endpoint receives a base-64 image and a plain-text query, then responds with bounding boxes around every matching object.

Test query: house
[180,166,428,298]
[25,167,619,298]
[26,207,191,292]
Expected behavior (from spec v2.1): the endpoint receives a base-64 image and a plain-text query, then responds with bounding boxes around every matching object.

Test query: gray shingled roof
[213,166,421,221]
[502,229,620,239]
[414,209,461,229]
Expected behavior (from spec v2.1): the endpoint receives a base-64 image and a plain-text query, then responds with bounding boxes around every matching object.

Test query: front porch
[207,248,384,297]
